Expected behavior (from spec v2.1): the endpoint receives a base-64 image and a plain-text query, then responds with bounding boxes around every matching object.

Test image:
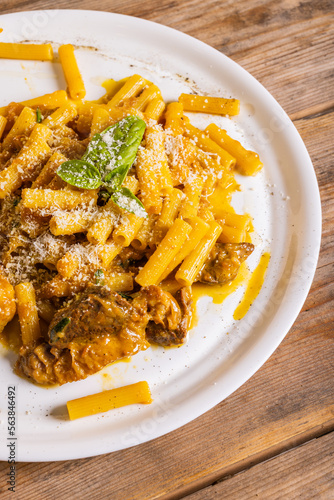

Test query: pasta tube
[205,123,263,176]
[175,220,222,286]
[0,274,16,333]
[113,213,144,246]
[144,98,165,120]
[22,189,97,211]
[15,282,41,346]
[97,239,124,269]
[2,106,37,146]
[0,125,52,198]
[136,148,162,214]
[136,218,192,286]
[56,252,80,278]
[145,126,173,193]
[0,115,7,140]
[42,104,78,129]
[89,107,111,137]
[179,175,204,219]
[164,102,184,135]
[104,272,133,292]
[7,90,68,111]
[67,381,153,420]
[132,84,161,111]
[154,188,184,240]
[106,74,146,108]
[58,44,86,100]
[184,121,236,170]
[0,42,53,61]
[179,93,240,116]
[32,151,68,189]
[159,216,210,281]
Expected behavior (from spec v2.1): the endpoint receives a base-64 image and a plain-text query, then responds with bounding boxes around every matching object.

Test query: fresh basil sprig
[57,116,147,217]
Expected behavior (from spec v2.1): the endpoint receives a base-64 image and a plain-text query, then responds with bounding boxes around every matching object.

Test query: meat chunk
[133,286,192,346]
[48,285,144,346]
[16,284,192,385]
[197,242,254,285]
[16,286,150,385]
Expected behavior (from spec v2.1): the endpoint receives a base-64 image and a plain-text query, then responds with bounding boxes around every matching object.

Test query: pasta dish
[0,42,262,387]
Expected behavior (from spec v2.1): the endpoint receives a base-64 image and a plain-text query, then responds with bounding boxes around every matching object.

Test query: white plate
[0,10,321,462]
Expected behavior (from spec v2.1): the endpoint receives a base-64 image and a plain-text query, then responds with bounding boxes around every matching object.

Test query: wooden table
[1,1,333,498]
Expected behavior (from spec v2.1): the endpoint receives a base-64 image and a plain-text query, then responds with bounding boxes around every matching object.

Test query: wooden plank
[186,431,334,500]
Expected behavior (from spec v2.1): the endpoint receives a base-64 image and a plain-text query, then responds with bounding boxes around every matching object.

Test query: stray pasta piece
[67,381,153,420]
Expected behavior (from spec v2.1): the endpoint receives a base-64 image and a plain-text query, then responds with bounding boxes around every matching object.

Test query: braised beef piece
[197,242,254,285]
[48,285,143,345]
[133,286,192,346]
[16,285,192,385]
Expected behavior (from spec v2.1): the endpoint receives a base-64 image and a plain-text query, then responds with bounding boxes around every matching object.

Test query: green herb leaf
[94,269,105,286]
[119,292,133,300]
[50,317,70,343]
[36,108,43,123]
[111,186,147,218]
[100,116,146,188]
[12,197,20,207]
[57,160,102,189]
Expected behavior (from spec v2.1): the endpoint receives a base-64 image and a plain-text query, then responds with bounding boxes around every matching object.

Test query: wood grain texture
[0,1,333,499]
[186,431,334,500]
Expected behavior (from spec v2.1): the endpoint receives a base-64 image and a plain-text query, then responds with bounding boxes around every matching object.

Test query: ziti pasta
[0,45,262,391]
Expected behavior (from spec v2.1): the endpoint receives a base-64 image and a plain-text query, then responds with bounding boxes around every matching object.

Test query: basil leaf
[57,160,102,189]
[111,186,147,218]
[100,116,146,188]
[82,133,113,172]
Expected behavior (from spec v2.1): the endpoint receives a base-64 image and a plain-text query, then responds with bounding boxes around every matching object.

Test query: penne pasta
[136,148,162,214]
[0,274,16,333]
[159,216,210,282]
[42,103,78,129]
[179,93,240,116]
[144,97,165,120]
[58,44,86,100]
[32,151,68,189]
[164,102,184,136]
[136,218,192,286]
[22,188,98,211]
[175,220,222,286]
[67,381,152,420]
[15,282,41,346]
[205,123,263,176]
[0,124,52,198]
[2,106,37,146]
[184,121,236,170]
[0,42,53,61]
[0,115,7,140]
[113,213,144,246]
[154,188,184,240]
[106,74,146,108]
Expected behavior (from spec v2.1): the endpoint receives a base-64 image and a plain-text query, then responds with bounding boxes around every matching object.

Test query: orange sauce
[0,316,22,352]
[191,261,251,328]
[233,252,270,320]
[191,252,270,327]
